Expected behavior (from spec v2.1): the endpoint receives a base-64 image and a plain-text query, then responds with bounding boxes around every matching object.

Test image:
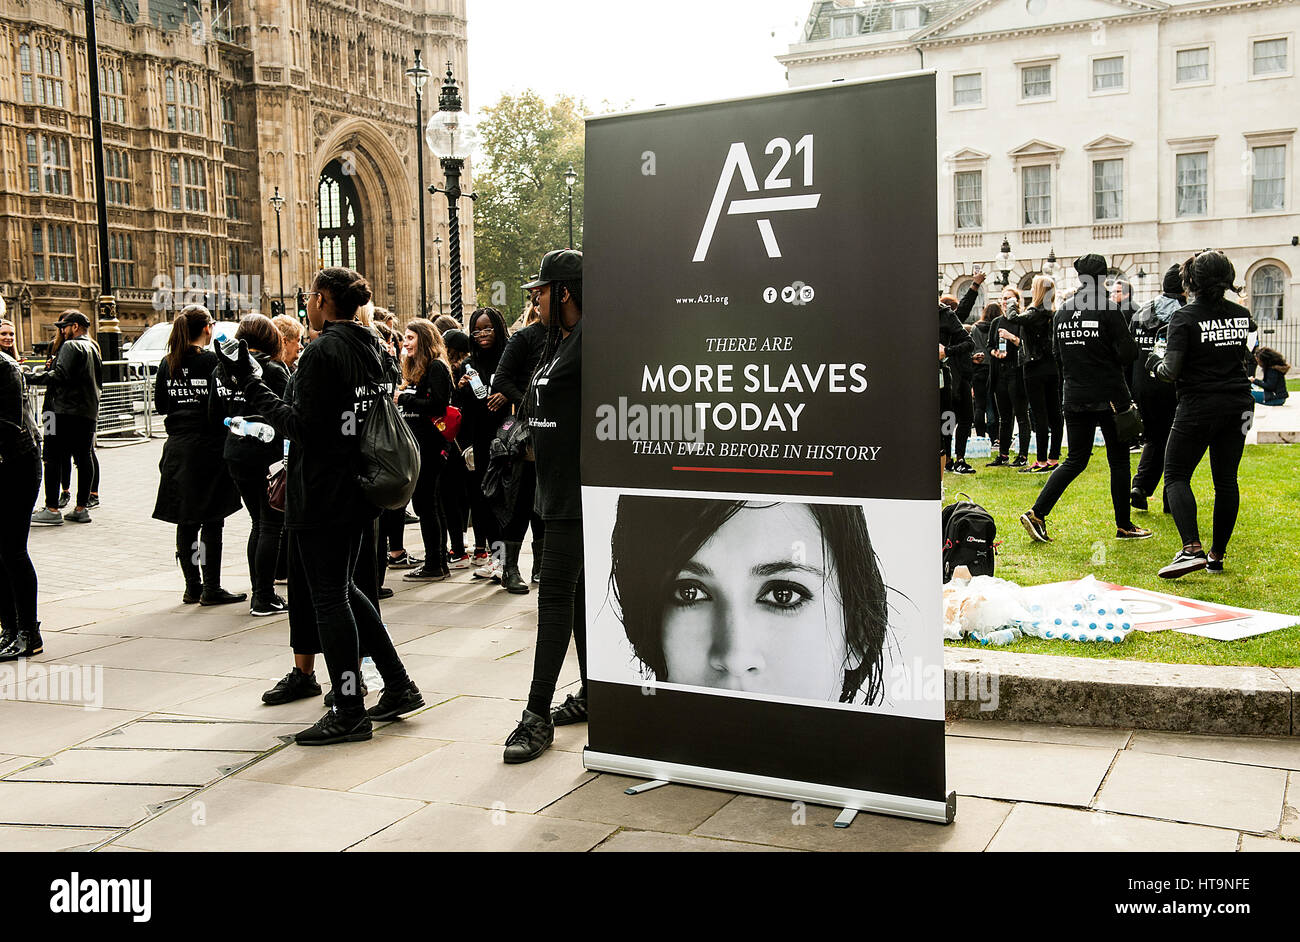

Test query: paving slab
[1281,772,1299,840]
[69,611,270,642]
[384,600,537,630]
[4,749,254,786]
[0,825,123,852]
[155,678,360,723]
[0,703,144,756]
[373,694,525,744]
[1239,835,1300,852]
[81,719,299,752]
[693,794,1012,851]
[353,740,595,813]
[1129,730,1300,771]
[347,801,615,852]
[1096,751,1288,833]
[0,756,33,777]
[945,736,1117,806]
[593,830,795,852]
[396,626,535,659]
[110,779,424,852]
[986,802,1239,852]
[58,637,279,676]
[238,734,443,791]
[0,665,243,713]
[400,652,578,700]
[0,781,190,828]
[540,774,736,833]
[946,720,1132,750]
[32,633,135,659]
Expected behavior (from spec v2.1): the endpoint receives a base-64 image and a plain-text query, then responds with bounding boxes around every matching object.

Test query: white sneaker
[473,560,503,581]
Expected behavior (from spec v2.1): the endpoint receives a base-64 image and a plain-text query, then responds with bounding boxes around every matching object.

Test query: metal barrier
[23,360,156,447]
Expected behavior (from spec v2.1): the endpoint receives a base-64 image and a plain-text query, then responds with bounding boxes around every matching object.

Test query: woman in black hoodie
[211,314,291,616]
[397,318,453,583]
[152,305,245,606]
[0,349,43,661]
[1005,275,1064,472]
[462,308,511,579]
[216,268,423,746]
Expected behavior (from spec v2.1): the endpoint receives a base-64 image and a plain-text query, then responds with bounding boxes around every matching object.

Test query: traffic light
[296,287,307,322]
[270,300,285,317]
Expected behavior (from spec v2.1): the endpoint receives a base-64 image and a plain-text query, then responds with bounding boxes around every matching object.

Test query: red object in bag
[434,404,462,442]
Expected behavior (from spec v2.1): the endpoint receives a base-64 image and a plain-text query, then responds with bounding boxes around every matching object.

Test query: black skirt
[152,431,242,525]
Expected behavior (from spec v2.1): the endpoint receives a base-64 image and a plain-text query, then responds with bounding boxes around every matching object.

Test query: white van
[125,320,241,378]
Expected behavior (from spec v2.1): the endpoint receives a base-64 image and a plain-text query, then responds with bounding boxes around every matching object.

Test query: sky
[464,0,811,114]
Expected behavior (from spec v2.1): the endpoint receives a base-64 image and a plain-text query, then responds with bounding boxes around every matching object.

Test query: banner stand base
[834,808,858,829]
[586,749,957,826]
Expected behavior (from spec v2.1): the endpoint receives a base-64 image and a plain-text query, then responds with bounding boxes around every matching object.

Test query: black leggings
[61,444,99,494]
[1022,367,1063,462]
[230,463,284,602]
[0,451,41,636]
[440,447,469,556]
[291,525,410,713]
[949,372,974,460]
[175,520,226,590]
[1163,399,1250,557]
[973,370,997,439]
[1032,410,1133,529]
[411,450,447,570]
[287,522,379,656]
[993,370,1031,459]
[467,445,499,553]
[1132,390,1177,497]
[44,414,94,508]
[502,462,540,543]
[526,518,587,716]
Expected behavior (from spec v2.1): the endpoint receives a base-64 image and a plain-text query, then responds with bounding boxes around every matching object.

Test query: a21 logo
[694,135,820,263]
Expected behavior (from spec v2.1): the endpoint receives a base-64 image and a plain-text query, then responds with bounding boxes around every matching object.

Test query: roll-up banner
[581,73,952,824]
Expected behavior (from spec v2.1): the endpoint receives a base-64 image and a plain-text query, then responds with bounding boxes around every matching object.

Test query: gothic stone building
[0,0,473,352]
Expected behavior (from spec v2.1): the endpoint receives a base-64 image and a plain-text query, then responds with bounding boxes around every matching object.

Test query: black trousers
[502,462,542,543]
[290,525,409,712]
[467,445,499,553]
[411,448,447,570]
[43,413,94,508]
[949,372,974,460]
[0,451,41,636]
[993,369,1031,459]
[1032,409,1134,529]
[60,444,99,493]
[1132,390,1177,497]
[526,518,587,716]
[439,446,469,556]
[289,520,380,655]
[230,463,284,603]
[1163,399,1250,557]
[973,370,997,439]
[176,521,226,591]
[1022,367,1063,462]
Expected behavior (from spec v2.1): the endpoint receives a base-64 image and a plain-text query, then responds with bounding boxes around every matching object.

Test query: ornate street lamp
[1042,247,1058,279]
[269,186,285,316]
[433,234,444,316]
[426,64,478,321]
[564,162,578,249]
[405,50,431,316]
[995,237,1016,287]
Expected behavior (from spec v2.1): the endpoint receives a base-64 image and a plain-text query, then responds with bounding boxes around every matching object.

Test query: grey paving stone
[111,779,423,851]
[353,740,595,813]
[31,632,135,659]
[59,637,278,676]
[396,626,535,659]
[69,612,268,642]
[0,781,190,827]
[1281,772,1299,840]
[81,719,299,752]
[1239,835,1300,852]
[0,825,123,852]
[348,802,615,852]
[946,736,1117,806]
[693,794,1012,851]
[986,803,1239,852]
[1096,751,1288,833]
[0,702,144,756]
[154,678,376,724]
[540,774,736,833]
[0,665,244,713]
[5,748,254,786]
[238,734,443,791]
[374,694,525,744]
[1129,730,1300,771]
[594,830,795,852]
[947,720,1132,750]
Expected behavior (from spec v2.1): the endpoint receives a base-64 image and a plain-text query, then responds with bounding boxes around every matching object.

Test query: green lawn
[944,442,1300,666]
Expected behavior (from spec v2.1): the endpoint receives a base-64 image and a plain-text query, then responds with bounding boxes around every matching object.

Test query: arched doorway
[317,159,365,273]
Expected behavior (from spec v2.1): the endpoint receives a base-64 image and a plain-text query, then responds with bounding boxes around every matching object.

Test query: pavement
[1247,395,1299,444]
[3,438,1299,852]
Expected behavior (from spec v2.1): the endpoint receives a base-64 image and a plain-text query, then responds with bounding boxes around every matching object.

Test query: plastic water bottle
[465,365,487,400]
[225,416,275,442]
[985,628,1019,646]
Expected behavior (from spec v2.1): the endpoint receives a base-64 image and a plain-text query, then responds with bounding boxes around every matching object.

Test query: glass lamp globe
[426,109,479,161]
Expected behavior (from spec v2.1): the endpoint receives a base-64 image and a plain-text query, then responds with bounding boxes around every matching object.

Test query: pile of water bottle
[944,574,1135,647]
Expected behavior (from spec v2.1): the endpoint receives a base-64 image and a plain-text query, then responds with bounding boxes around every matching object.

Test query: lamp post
[269,186,285,317]
[84,0,120,373]
[995,236,1016,288]
[433,235,443,316]
[426,63,478,321]
[564,162,578,249]
[405,50,431,316]
[1043,247,1058,280]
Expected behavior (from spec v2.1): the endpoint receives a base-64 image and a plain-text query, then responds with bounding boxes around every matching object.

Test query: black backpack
[942,498,997,583]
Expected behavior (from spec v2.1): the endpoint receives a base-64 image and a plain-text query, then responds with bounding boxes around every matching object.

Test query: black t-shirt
[398,359,452,448]
[155,348,224,440]
[1164,297,1257,405]
[1052,296,1138,411]
[530,320,582,520]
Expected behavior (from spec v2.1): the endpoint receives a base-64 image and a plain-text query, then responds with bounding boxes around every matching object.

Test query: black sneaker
[1206,554,1225,575]
[262,667,322,705]
[951,460,976,475]
[1159,548,1207,579]
[403,566,448,582]
[200,588,248,607]
[503,709,554,764]
[294,708,373,746]
[250,594,288,617]
[377,586,395,600]
[1010,455,1028,467]
[0,626,43,662]
[404,512,420,525]
[986,455,1009,467]
[58,490,71,509]
[1116,526,1154,540]
[386,550,422,570]
[1130,488,1148,511]
[86,494,100,509]
[367,682,425,721]
[551,693,588,726]
[1020,510,1051,543]
[323,678,368,707]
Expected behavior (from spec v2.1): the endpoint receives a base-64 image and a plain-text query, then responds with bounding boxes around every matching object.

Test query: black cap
[522,249,582,289]
[1162,264,1184,296]
[441,329,471,354]
[54,311,91,329]
[1074,254,1108,277]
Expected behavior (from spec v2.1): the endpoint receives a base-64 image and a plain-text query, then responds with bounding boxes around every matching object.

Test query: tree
[472,91,585,322]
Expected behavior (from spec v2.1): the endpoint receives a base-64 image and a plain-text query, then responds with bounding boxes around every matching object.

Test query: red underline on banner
[672,466,834,477]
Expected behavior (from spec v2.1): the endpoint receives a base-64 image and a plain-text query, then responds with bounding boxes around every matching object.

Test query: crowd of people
[0,250,588,764]
[940,250,1290,580]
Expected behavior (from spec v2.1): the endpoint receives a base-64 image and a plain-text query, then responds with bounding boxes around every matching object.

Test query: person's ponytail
[1184,251,1237,304]
[313,267,371,321]
[166,304,211,375]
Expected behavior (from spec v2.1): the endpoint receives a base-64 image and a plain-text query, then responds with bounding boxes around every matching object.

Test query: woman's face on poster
[659,503,850,700]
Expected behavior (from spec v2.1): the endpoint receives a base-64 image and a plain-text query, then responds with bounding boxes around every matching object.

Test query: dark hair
[469,307,509,350]
[1182,251,1237,302]
[938,295,958,310]
[1256,346,1290,373]
[610,497,889,705]
[312,267,372,320]
[441,328,471,355]
[434,315,461,335]
[235,313,282,358]
[980,302,1001,323]
[539,280,584,369]
[166,304,212,374]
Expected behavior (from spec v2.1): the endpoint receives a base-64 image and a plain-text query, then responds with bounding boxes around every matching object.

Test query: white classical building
[781,0,1300,356]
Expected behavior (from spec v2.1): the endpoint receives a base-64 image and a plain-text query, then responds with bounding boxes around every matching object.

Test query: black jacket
[1005,304,1057,375]
[240,319,391,530]
[153,348,241,524]
[939,306,974,380]
[493,323,546,406]
[1129,294,1183,402]
[1053,292,1139,412]
[0,355,40,462]
[31,335,102,418]
[397,359,452,450]
[987,315,1022,384]
[970,320,996,381]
